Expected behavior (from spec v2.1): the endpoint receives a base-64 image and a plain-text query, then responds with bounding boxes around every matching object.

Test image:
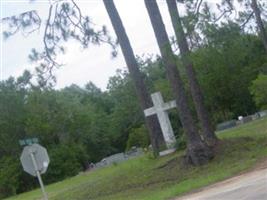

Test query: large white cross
[144,92,177,149]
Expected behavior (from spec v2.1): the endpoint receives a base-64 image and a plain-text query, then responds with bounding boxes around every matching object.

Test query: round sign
[20,144,50,177]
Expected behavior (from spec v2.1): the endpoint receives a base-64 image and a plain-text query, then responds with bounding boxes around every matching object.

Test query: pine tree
[144,0,213,165]
[103,0,165,155]
[166,0,219,146]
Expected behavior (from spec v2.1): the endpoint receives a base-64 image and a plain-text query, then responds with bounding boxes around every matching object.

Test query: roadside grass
[6,117,267,200]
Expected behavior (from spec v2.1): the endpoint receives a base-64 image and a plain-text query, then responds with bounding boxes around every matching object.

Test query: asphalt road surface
[176,167,267,200]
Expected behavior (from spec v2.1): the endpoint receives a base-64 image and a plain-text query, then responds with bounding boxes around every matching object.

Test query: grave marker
[144,92,177,149]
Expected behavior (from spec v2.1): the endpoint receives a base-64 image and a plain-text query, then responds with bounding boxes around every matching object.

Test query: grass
[6,117,267,200]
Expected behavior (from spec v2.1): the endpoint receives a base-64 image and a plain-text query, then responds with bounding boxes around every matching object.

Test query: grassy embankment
[6,117,267,200]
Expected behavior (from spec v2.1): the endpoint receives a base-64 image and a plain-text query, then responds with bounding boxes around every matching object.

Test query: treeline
[0,22,266,198]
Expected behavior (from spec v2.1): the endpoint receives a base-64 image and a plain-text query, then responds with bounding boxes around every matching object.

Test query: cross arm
[144,107,156,116]
[163,100,176,111]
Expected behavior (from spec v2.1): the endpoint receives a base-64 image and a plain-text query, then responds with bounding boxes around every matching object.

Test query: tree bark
[251,0,267,53]
[166,0,219,147]
[144,0,213,165]
[103,0,165,155]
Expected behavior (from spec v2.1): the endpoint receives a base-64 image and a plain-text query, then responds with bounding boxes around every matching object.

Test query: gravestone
[95,160,107,168]
[216,120,237,131]
[94,148,144,169]
[252,113,260,120]
[125,146,143,157]
[259,110,267,118]
[242,116,253,123]
[104,153,126,164]
[144,92,177,149]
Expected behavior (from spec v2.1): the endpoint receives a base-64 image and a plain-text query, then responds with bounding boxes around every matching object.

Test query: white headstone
[144,92,177,149]
[259,110,267,117]
[238,116,243,121]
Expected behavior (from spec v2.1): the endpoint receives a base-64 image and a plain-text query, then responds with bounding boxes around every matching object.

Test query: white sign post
[20,143,49,200]
[144,92,177,150]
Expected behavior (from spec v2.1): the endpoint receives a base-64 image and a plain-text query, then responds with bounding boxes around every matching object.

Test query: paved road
[176,168,267,200]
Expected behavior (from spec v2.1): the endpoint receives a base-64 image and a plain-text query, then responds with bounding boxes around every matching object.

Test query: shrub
[126,125,150,151]
[0,157,20,199]
[43,144,85,183]
[250,74,267,109]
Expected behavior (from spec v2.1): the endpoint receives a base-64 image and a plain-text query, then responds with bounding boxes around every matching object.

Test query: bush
[0,157,20,199]
[174,132,186,150]
[126,125,150,151]
[43,144,85,183]
[250,74,267,109]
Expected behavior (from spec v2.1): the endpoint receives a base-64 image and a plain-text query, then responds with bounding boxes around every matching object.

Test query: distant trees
[192,23,266,121]
[214,0,267,53]
[0,76,116,198]
[0,76,28,198]
[250,74,267,109]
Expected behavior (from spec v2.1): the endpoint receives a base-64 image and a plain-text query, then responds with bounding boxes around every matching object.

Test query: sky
[1,0,216,90]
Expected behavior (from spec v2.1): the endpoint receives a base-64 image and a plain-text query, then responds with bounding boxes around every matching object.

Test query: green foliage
[6,118,267,200]
[192,24,266,122]
[107,70,144,152]
[126,125,150,150]
[0,157,20,199]
[44,144,84,183]
[174,132,186,151]
[250,74,267,109]
[0,75,118,198]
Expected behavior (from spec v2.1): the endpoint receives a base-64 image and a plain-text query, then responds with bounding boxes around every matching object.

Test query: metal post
[30,151,48,200]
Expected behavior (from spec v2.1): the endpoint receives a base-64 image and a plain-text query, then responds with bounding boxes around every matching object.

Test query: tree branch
[240,12,254,29]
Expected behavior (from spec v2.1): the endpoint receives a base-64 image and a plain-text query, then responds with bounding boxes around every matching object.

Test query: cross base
[159,148,176,156]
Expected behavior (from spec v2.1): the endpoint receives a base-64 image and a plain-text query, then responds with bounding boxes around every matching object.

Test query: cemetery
[216,109,267,131]
[4,117,267,200]
[94,147,144,169]
[1,0,267,200]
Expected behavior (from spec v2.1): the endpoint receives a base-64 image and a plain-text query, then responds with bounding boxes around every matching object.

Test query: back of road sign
[20,144,50,177]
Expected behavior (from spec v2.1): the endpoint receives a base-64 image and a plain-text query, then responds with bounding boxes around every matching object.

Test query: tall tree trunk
[144,0,213,165]
[166,0,219,147]
[103,0,165,155]
[251,0,267,53]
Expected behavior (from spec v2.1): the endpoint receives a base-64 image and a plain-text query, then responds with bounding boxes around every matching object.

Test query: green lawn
[6,117,267,200]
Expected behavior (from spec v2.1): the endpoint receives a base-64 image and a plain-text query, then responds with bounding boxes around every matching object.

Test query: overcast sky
[1,0,217,90]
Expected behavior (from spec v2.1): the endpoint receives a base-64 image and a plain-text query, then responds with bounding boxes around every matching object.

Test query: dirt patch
[252,157,267,170]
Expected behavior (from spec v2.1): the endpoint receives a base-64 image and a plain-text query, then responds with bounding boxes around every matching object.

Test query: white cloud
[54,41,125,90]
